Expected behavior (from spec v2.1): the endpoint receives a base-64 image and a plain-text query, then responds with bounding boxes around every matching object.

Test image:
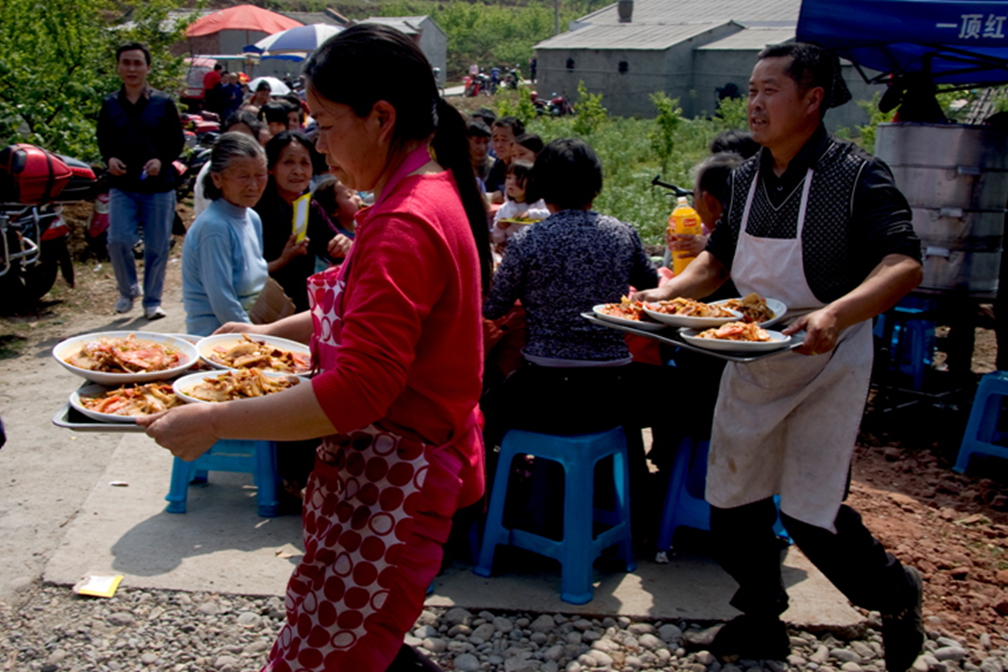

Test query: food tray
[52,404,147,433]
[582,312,806,363]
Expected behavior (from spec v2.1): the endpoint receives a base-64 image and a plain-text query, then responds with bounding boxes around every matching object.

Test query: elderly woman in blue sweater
[182,132,270,336]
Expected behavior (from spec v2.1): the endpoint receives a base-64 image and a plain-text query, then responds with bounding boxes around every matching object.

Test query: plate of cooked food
[680,321,791,352]
[197,333,311,374]
[53,332,198,385]
[173,368,304,404]
[592,297,666,332]
[712,294,788,328]
[70,382,183,423]
[642,297,742,328]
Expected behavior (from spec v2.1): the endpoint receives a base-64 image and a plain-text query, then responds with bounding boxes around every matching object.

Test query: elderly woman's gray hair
[202,132,266,201]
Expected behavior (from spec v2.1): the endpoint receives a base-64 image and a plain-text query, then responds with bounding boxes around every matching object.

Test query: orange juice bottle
[668,196,702,275]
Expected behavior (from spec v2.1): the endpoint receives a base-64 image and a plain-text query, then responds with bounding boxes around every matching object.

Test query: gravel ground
[3,582,1007,672]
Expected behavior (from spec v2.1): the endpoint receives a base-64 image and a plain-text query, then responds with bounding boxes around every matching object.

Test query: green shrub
[648,92,681,173]
[856,93,896,153]
[571,81,608,137]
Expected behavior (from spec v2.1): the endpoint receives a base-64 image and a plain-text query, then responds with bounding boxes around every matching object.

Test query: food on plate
[185,368,300,402]
[645,297,735,318]
[697,321,771,342]
[598,296,648,321]
[208,334,310,373]
[722,293,776,323]
[81,383,182,416]
[65,334,185,373]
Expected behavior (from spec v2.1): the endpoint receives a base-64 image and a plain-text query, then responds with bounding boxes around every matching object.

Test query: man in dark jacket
[96,42,184,319]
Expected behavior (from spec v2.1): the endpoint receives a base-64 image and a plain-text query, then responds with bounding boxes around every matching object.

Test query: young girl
[491,160,549,246]
[312,177,360,267]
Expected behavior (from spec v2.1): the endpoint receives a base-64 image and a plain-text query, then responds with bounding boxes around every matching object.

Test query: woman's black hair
[303,24,491,289]
[526,138,602,211]
[203,132,266,201]
[513,133,544,155]
[264,130,314,172]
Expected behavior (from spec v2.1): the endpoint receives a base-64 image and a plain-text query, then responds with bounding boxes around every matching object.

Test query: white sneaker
[114,296,134,313]
[144,306,167,320]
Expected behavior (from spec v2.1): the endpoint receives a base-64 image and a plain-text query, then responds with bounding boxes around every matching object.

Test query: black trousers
[711,498,916,618]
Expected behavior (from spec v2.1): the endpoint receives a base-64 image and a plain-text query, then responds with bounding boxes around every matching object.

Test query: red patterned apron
[262,146,484,672]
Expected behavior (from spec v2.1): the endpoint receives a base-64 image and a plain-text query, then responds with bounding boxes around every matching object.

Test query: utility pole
[555,0,560,35]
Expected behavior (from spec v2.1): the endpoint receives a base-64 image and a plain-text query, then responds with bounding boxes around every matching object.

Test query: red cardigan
[311,171,484,449]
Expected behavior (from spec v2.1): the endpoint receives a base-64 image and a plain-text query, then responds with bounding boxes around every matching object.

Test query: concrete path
[0,280,864,631]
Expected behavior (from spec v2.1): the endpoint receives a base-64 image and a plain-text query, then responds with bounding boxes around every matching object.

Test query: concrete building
[533,0,880,130]
[359,16,448,85]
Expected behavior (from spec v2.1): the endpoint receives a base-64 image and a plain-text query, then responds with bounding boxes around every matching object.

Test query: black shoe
[708,615,790,663]
[882,566,925,672]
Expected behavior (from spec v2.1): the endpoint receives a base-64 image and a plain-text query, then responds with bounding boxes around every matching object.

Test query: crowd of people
[99,28,929,672]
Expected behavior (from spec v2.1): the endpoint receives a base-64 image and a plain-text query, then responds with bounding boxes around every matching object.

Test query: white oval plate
[711,297,788,329]
[680,328,791,352]
[53,331,198,385]
[592,304,666,332]
[69,383,178,423]
[173,370,305,404]
[642,304,741,329]
[196,334,311,374]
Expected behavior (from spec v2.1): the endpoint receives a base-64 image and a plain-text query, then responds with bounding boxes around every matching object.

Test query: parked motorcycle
[548,93,575,116]
[504,67,521,89]
[0,144,97,314]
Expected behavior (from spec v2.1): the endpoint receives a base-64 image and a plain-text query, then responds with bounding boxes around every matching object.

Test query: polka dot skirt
[261,426,464,672]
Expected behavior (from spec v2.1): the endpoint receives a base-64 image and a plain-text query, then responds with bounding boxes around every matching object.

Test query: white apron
[706,168,873,531]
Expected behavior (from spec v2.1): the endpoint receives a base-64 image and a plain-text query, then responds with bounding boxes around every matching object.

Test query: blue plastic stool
[875,299,936,390]
[474,427,637,604]
[165,439,280,517]
[656,438,790,555]
[954,371,1008,473]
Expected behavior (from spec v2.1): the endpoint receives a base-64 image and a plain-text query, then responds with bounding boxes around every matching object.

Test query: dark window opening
[618,61,628,73]
[566,58,575,70]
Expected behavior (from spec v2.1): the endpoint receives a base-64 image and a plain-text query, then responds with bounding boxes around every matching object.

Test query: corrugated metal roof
[360,16,433,35]
[536,21,727,50]
[279,12,343,27]
[696,27,795,50]
[577,0,801,27]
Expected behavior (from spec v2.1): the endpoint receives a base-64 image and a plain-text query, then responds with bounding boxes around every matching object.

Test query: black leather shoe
[882,566,925,672]
[708,615,790,663]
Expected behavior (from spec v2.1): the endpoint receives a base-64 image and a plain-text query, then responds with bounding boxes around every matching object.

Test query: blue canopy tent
[797,0,1008,86]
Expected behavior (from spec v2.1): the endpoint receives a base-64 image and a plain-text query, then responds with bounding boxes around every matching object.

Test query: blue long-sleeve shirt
[182,199,268,336]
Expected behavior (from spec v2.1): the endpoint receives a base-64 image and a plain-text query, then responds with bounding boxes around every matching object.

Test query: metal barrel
[875,122,1008,294]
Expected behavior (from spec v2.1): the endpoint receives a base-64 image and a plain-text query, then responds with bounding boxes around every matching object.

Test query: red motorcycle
[0,144,97,313]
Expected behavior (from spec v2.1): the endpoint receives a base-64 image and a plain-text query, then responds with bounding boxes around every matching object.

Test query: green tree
[0,0,192,160]
[648,91,681,173]
[716,96,748,130]
[571,81,607,137]
[856,93,895,153]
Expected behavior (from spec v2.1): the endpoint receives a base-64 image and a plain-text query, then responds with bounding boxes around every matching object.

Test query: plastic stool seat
[165,439,280,517]
[657,438,790,557]
[474,427,636,605]
[875,299,936,391]
[954,371,1008,473]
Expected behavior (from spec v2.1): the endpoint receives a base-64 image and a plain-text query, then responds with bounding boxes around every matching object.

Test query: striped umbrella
[244,24,343,57]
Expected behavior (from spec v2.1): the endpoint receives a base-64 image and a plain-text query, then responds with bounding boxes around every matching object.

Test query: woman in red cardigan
[140,24,492,672]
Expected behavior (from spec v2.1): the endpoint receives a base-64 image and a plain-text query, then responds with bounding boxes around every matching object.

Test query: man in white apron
[636,44,925,672]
